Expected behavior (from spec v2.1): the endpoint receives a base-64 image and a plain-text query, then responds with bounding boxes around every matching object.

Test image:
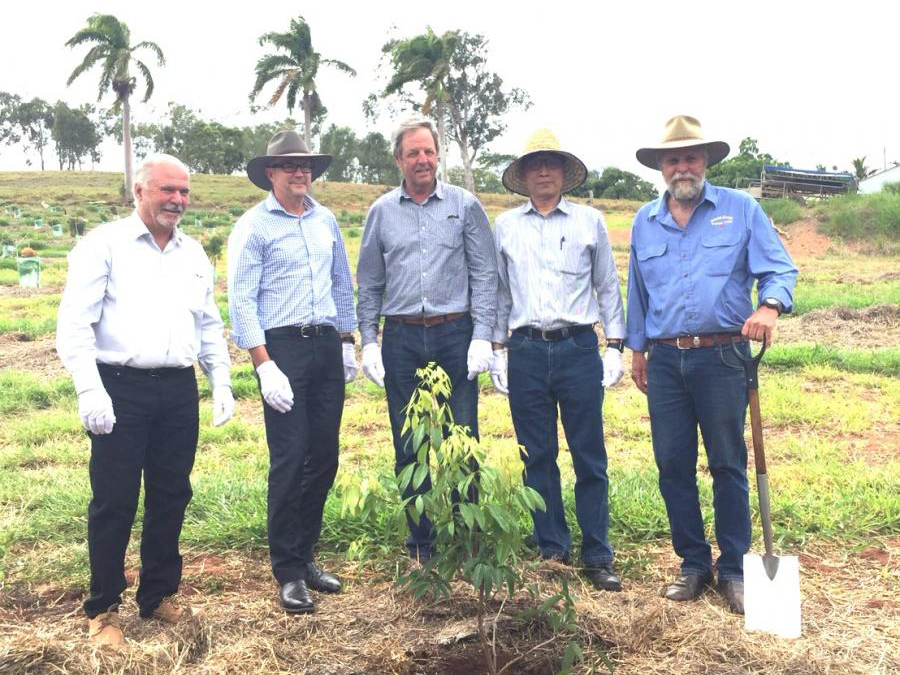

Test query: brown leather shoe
[88,607,124,646]
[718,579,745,615]
[151,596,195,623]
[663,571,713,602]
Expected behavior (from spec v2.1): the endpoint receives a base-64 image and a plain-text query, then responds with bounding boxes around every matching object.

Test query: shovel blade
[744,553,801,638]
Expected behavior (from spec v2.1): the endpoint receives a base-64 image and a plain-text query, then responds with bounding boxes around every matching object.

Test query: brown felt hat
[502,129,587,196]
[636,115,730,169]
[246,130,332,190]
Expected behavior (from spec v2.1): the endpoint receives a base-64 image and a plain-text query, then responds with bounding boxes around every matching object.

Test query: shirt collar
[399,180,443,202]
[649,181,717,220]
[128,210,184,246]
[265,191,317,216]
[524,196,571,216]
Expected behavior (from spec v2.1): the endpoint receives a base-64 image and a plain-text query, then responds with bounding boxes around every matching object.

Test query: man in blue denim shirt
[625,116,797,614]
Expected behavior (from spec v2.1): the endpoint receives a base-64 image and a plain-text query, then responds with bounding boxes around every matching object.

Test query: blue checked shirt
[227,193,356,350]
[356,181,498,345]
[493,199,625,343]
[625,182,798,352]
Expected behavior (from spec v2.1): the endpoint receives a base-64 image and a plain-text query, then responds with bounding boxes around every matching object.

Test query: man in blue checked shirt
[227,131,358,615]
[356,115,498,563]
[490,129,626,593]
[626,116,797,615]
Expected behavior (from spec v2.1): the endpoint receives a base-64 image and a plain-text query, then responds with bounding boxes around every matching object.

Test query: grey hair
[391,115,440,159]
[133,153,190,198]
[656,145,708,168]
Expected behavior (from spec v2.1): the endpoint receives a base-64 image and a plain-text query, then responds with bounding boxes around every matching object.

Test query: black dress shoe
[583,564,622,592]
[663,571,713,602]
[280,579,315,614]
[305,562,341,594]
[541,552,572,566]
[718,579,744,615]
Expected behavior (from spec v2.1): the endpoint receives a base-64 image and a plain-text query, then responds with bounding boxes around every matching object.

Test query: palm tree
[65,14,164,205]
[250,16,356,150]
[851,156,877,182]
[382,28,458,181]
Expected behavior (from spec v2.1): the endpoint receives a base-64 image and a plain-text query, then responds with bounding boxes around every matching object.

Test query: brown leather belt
[653,332,747,349]
[387,312,467,327]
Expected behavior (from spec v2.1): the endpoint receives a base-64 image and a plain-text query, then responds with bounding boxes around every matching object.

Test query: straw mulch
[1,542,897,675]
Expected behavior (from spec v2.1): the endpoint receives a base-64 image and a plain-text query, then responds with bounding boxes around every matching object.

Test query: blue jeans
[646,342,751,581]
[507,329,613,566]
[381,314,479,558]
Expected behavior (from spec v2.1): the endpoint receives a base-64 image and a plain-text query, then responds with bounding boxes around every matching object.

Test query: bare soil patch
[776,305,900,350]
[0,333,65,379]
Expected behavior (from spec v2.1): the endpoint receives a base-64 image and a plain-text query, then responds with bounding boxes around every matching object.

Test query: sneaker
[88,606,124,646]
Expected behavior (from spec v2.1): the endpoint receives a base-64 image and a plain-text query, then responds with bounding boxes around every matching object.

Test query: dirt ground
[1,541,897,675]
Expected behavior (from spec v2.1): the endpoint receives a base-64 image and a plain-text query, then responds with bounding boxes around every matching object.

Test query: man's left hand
[342,342,358,383]
[602,349,624,388]
[212,385,235,426]
[467,339,493,380]
[741,307,778,346]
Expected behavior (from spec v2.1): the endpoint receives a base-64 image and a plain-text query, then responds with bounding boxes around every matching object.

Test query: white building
[859,165,900,194]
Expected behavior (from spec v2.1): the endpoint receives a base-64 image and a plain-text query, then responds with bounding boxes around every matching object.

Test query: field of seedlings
[0,172,897,675]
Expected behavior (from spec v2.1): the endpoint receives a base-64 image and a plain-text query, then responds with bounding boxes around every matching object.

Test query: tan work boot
[88,607,124,646]
[151,596,197,623]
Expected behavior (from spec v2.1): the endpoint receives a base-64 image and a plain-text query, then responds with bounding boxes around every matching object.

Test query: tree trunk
[122,96,134,206]
[436,101,448,183]
[302,93,312,150]
[446,102,475,193]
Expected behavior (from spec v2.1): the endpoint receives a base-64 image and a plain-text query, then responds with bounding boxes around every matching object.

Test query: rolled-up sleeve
[463,197,498,341]
[625,239,651,353]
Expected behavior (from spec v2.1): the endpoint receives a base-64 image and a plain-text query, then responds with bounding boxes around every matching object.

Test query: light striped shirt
[56,212,231,394]
[227,193,356,350]
[493,198,625,343]
[356,181,498,345]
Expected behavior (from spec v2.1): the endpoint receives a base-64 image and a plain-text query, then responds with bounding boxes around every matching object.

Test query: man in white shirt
[56,153,234,645]
[491,130,626,591]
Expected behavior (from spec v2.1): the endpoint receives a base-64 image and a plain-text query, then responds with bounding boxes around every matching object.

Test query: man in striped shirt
[228,131,357,614]
[491,130,626,592]
[356,115,498,562]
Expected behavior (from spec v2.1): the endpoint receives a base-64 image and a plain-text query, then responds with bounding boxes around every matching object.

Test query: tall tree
[9,97,54,169]
[851,156,877,182]
[65,13,165,204]
[356,131,400,186]
[319,125,359,182]
[51,101,102,169]
[250,16,356,150]
[0,92,22,149]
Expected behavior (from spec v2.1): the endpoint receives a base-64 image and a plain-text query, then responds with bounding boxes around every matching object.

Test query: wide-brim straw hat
[636,115,730,169]
[502,129,587,196]
[246,130,332,191]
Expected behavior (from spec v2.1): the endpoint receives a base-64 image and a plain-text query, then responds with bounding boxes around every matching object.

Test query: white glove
[602,349,624,388]
[361,343,385,388]
[489,349,508,396]
[78,387,116,435]
[256,360,294,413]
[466,339,493,380]
[212,385,235,426]
[343,342,358,383]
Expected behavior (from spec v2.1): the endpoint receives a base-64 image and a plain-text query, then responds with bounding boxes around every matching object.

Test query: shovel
[732,339,801,639]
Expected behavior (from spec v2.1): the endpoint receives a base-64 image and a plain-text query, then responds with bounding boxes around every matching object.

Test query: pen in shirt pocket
[560,236,565,250]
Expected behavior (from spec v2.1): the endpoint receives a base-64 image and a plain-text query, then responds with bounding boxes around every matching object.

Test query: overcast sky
[3,0,898,187]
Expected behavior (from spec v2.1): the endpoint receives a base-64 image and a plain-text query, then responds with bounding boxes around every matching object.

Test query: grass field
[0,173,898,675]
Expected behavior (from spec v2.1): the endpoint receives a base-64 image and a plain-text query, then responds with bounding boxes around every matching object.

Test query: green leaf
[412,422,425,455]
[414,495,424,517]
[412,464,428,490]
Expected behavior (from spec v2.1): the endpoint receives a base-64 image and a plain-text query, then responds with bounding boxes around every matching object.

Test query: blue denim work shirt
[625,183,797,353]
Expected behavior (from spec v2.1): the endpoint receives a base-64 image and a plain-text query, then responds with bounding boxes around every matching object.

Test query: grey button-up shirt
[493,198,625,343]
[356,181,498,345]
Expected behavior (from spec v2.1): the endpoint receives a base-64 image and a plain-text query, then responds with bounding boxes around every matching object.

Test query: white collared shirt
[493,198,625,343]
[56,211,231,394]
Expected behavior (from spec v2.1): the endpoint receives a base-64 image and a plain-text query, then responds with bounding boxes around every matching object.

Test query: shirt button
[683,273,688,278]
[422,272,426,277]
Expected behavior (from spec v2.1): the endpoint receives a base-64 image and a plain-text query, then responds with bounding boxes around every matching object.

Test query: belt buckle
[540,329,553,341]
[676,336,700,350]
[299,325,315,338]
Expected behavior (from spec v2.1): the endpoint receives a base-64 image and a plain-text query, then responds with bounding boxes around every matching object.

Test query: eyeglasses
[271,162,313,174]
[523,154,565,172]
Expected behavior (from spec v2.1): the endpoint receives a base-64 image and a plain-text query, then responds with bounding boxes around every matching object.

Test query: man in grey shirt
[356,115,497,561]
[490,130,625,591]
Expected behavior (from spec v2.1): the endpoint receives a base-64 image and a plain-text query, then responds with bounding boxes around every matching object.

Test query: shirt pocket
[635,242,668,289]
[434,214,464,252]
[184,272,210,314]
[700,228,742,276]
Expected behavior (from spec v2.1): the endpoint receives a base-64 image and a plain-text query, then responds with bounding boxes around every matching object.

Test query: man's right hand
[256,360,294,413]
[78,387,116,435]
[631,351,649,395]
[361,343,385,388]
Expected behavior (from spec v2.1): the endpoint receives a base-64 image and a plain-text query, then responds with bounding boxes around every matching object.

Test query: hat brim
[636,140,730,170]
[246,153,332,191]
[502,150,588,197]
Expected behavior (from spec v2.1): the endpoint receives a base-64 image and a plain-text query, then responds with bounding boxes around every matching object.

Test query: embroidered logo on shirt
[710,215,733,227]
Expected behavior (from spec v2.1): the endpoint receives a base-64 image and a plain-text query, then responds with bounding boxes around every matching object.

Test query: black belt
[513,324,594,341]
[266,324,337,338]
[97,363,192,377]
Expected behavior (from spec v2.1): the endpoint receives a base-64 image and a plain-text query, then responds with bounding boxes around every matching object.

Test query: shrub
[26,241,48,251]
[347,228,360,238]
[0,219,8,227]
[883,181,900,195]
[817,193,900,242]
[761,198,803,225]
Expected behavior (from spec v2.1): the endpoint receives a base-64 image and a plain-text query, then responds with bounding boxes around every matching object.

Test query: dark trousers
[83,365,199,619]
[507,329,613,565]
[381,314,479,558]
[262,330,344,585]
[646,342,751,581]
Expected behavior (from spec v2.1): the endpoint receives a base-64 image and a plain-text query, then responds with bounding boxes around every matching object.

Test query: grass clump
[817,193,900,249]
[761,198,803,224]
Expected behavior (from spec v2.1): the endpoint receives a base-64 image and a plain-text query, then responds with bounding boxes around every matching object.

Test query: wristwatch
[606,339,624,352]
[760,298,783,315]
